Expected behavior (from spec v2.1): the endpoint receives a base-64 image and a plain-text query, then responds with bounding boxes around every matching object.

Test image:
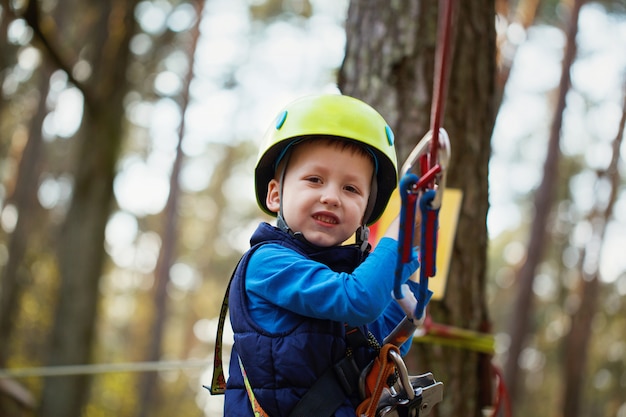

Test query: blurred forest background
[0,0,625,417]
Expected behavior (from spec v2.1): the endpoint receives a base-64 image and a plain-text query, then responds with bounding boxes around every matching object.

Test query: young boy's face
[266,139,374,247]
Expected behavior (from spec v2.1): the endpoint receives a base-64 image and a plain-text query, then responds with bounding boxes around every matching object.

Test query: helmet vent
[275,110,288,130]
[385,125,394,146]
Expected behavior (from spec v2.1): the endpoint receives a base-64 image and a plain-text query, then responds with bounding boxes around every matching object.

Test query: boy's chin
[301,232,345,248]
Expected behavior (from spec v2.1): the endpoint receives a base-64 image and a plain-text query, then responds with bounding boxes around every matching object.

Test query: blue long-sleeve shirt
[245,236,424,354]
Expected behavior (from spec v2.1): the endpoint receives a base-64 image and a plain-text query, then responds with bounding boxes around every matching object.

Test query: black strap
[345,324,370,351]
[288,355,361,417]
[287,325,374,417]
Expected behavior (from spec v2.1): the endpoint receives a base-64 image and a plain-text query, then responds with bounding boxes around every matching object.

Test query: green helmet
[254,94,398,225]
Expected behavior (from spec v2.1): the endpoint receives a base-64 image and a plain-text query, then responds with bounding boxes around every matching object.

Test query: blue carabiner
[415,189,439,320]
[394,173,419,299]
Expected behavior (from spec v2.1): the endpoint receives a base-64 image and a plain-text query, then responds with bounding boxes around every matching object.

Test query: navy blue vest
[225,223,376,416]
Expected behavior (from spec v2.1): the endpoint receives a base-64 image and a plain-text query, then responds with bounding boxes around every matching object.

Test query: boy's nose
[320,187,340,206]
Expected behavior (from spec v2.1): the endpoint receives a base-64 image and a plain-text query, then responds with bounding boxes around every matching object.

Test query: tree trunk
[503,0,584,409]
[0,61,51,417]
[0,65,50,365]
[0,0,15,113]
[340,1,496,416]
[561,79,625,417]
[37,1,139,416]
[137,1,204,415]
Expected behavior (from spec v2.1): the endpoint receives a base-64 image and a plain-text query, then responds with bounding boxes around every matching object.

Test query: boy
[224,94,427,416]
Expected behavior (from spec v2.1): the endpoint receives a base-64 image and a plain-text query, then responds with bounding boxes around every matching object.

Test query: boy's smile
[266,139,374,247]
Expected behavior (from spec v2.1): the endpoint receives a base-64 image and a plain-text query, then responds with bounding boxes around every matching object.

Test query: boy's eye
[306,176,322,184]
[344,185,360,194]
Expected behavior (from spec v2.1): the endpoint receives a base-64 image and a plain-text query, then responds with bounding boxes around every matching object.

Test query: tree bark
[340,1,496,415]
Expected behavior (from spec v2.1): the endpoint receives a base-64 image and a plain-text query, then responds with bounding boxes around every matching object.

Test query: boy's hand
[393,284,419,320]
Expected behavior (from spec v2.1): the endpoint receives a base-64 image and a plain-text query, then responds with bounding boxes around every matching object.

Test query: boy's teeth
[315,215,337,224]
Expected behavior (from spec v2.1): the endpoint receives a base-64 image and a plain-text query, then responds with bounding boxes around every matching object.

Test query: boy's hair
[273,136,376,181]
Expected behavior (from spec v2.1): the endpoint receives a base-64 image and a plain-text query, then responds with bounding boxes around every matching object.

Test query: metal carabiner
[400,131,432,178]
[400,128,451,211]
[374,350,444,417]
[429,129,450,210]
[388,349,415,401]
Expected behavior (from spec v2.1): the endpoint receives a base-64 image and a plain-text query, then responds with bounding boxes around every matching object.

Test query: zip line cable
[0,359,211,379]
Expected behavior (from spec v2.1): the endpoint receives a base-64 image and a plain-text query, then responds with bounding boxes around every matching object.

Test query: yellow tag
[370,188,463,301]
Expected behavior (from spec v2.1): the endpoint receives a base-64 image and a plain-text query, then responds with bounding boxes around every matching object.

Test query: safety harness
[208,254,443,417]
[235,325,380,417]
[207,251,385,417]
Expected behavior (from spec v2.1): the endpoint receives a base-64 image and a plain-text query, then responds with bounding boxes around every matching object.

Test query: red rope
[421,0,456,186]
[430,0,456,135]
[490,364,512,417]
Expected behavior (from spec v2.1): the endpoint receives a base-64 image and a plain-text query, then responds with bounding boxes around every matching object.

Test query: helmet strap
[355,174,377,252]
[276,212,304,240]
[363,175,378,226]
[355,225,370,252]
[275,150,306,241]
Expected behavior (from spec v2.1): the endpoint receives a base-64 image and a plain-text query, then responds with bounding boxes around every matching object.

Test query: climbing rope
[393,0,455,325]
[384,1,512,416]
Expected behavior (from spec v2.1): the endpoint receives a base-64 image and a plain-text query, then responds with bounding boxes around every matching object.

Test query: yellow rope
[413,331,495,354]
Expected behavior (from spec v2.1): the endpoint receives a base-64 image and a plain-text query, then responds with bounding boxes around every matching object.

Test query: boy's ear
[266,179,281,213]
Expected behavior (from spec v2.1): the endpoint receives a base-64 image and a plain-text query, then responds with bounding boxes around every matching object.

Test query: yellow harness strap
[238,356,271,417]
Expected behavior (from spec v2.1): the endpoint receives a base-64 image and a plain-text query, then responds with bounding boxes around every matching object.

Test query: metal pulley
[370,350,443,417]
